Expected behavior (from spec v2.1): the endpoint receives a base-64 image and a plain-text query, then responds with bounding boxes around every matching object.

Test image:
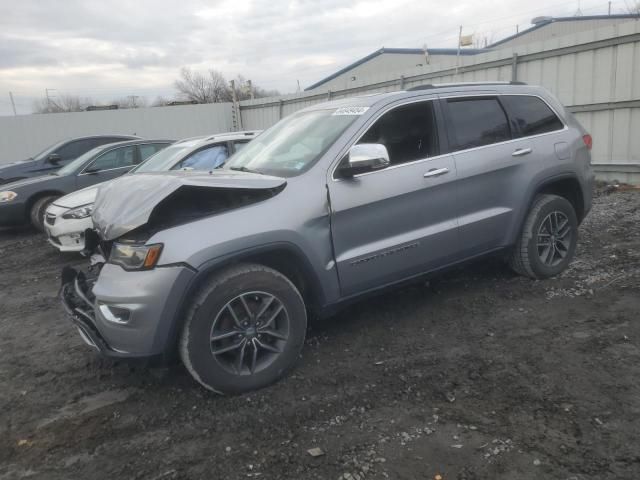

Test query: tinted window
[502,95,564,137]
[447,97,511,151]
[357,101,439,165]
[86,145,136,171]
[139,143,167,161]
[173,144,229,171]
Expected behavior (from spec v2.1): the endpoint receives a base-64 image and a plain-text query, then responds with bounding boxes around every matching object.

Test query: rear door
[328,99,459,296]
[441,95,529,256]
[76,145,138,189]
[442,94,566,256]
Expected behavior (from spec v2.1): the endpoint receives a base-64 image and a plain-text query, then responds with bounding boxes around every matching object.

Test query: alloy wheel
[536,210,572,267]
[209,291,290,375]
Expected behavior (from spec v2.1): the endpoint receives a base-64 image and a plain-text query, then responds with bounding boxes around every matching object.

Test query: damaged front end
[59,251,110,353]
[58,171,287,357]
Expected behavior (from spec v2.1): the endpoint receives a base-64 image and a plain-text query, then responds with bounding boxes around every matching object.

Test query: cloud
[0,0,615,115]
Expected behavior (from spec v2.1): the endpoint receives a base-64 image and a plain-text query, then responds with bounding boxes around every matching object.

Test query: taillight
[582,134,592,150]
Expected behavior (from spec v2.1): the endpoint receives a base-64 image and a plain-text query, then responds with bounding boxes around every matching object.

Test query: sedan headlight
[109,243,163,271]
[0,191,17,203]
[62,203,94,220]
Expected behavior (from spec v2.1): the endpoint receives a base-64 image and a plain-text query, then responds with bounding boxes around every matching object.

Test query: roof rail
[407,81,526,91]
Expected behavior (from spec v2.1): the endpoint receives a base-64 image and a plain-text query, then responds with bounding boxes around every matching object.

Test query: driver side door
[328,99,459,296]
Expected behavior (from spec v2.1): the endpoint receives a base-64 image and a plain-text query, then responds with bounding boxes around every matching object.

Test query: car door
[171,143,229,171]
[75,145,137,189]
[328,99,459,296]
[442,94,565,257]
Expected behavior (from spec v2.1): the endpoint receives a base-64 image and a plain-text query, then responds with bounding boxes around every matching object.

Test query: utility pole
[247,79,254,100]
[45,88,56,112]
[127,95,139,108]
[9,92,17,116]
[608,1,612,15]
[455,25,462,75]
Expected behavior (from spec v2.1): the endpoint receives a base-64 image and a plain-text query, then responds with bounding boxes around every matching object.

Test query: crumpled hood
[92,170,287,241]
[53,184,101,209]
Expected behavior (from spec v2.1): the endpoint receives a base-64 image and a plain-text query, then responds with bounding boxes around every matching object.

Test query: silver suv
[61,82,594,394]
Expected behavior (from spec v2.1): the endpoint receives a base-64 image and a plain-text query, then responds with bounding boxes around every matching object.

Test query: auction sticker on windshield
[332,107,370,116]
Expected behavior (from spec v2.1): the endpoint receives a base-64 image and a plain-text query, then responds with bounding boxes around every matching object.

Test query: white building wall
[0,102,233,163]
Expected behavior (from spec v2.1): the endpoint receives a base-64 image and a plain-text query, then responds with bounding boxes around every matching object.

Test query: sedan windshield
[223,109,359,177]
[56,147,104,176]
[131,141,200,173]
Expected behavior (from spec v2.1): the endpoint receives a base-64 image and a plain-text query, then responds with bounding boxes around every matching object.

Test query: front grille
[45,213,56,226]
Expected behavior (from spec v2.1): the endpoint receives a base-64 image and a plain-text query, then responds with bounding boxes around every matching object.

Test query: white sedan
[44,131,259,252]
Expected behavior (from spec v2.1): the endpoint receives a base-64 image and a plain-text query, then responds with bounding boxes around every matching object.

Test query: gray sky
[0,0,630,115]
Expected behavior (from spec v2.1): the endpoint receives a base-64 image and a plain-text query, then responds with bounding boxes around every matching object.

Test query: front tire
[179,264,307,394]
[509,194,578,279]
[30,195,58,232]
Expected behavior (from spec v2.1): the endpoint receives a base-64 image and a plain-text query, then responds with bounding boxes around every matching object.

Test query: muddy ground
[1,189,639,480]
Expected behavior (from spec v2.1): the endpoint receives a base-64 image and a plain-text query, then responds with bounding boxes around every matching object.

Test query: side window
[357,101,439,166]
[85,146,136,172]
[139,143,167,161]
[446,97,511,151]
[501,95,564,137]
[172,144,229,171]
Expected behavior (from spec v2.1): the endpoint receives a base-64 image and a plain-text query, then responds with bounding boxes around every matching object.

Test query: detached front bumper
[60,263,196,360]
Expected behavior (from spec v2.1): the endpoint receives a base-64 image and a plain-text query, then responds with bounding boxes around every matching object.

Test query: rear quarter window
[501,95,564,137]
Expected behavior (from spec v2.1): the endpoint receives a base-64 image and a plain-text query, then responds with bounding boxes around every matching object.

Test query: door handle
[512,148,532,157]
[423,167,449,178]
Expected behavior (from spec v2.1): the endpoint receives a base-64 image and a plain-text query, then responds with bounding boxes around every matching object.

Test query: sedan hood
[0,173,61,191]
[92,170,287,241]
[53,184,101,209]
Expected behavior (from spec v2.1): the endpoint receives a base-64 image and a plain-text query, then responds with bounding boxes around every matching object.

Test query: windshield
[32,140,67,161]
[56,147,103,176]
[131,142,199,173]
[223,109,359,177]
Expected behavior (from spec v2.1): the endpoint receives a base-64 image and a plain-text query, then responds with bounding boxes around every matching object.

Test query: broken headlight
[62,203,94,219]
[0,191,17,203]
[109,243,163,271]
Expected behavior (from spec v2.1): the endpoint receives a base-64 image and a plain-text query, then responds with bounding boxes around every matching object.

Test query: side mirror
[47,153,62,165]
[340,143,390,177]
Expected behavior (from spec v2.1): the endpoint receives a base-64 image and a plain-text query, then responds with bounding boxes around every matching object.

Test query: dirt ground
[1,189,639,480]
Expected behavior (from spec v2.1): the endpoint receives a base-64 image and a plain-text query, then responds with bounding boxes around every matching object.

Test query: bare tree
[32,94,92,114]
[174,67,229,103]
[626,1,640,13]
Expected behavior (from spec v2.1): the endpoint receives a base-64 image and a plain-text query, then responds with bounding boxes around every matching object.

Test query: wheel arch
[510,173,585,246]
[25,190,66,220]
[163,242,327,359]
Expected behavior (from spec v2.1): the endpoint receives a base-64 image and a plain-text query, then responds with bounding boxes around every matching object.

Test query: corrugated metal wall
[239,20,640,183]
[0,102,233,163]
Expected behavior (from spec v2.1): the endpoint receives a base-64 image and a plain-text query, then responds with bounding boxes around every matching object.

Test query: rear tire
[179,263,307,394]
[509,194,578,279]
[30,196,58,232]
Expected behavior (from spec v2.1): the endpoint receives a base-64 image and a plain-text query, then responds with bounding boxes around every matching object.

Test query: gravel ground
[1,189,639,480]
